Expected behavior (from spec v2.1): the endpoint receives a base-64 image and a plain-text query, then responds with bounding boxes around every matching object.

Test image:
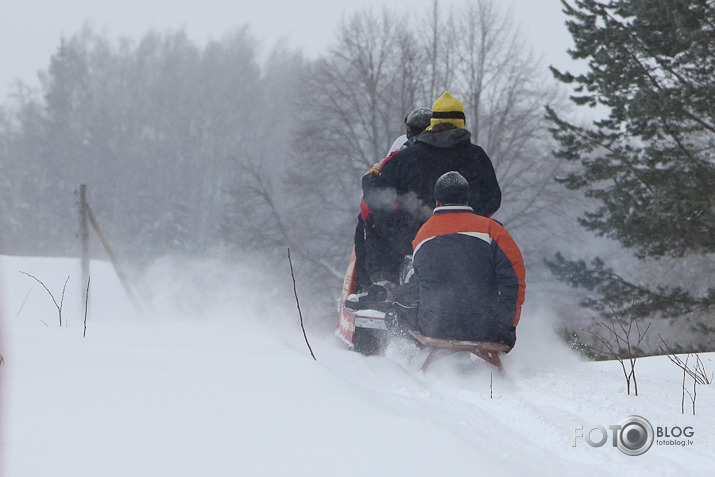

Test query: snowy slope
[1,255,714,477]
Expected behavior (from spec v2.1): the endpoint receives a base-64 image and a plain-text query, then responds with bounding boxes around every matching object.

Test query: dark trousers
[353,214,372,291]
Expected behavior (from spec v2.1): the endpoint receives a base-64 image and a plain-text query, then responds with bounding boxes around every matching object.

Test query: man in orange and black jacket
[390,171,525,348]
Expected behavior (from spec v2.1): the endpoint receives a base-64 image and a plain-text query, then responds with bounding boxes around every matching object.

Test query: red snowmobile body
[335,247,389,355]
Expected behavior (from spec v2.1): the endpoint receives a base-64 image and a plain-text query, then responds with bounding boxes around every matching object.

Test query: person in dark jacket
[348,107,432,304]
[390,171,524,347]
[360,91,501,299]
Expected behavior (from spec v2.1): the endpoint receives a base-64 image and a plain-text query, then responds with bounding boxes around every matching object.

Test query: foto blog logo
[572,415,655,456]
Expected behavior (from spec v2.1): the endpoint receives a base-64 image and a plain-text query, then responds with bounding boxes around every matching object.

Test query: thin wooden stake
[83,277,90,338]
[287,247,316,361]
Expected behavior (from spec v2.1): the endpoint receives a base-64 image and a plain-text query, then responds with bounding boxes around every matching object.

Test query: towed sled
[336,247,511,371]
[408,330,510,372]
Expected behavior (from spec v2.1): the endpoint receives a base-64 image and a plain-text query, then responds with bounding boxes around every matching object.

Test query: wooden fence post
[79,184,144,314]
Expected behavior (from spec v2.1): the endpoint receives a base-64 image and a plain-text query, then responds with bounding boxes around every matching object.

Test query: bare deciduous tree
[276,0,572,306]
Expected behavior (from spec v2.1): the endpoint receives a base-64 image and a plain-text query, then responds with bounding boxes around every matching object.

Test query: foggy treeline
[1,25,298,260]
[0,1,581,317]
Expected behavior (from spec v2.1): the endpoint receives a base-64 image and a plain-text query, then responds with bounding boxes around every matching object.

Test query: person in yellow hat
[428,91,467,129]
[353,91,501,307]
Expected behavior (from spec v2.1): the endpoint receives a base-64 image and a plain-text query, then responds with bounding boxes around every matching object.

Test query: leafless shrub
[19,271,70,326]
[658,335,712,415]
[586,295,651,396]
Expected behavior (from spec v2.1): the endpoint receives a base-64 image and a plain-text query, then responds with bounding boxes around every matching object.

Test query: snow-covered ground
[1,255,713,476]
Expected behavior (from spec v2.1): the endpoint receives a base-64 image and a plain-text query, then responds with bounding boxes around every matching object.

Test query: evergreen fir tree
[546,0,715,332]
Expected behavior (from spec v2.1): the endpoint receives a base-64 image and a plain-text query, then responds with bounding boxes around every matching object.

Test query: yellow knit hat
[429,91,466,129]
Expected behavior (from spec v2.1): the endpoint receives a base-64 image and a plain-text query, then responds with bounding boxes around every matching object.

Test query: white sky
[0,0,576,99]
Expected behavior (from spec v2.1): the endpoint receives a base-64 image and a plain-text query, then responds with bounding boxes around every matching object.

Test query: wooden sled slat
[408,330,511,373]
[408,330,511,352]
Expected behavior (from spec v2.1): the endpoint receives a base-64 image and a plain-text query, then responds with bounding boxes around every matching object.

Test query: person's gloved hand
[364,161,382,176]
[384,309,399,333]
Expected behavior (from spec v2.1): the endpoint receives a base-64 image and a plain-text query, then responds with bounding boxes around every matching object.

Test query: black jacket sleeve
[362,149,404,215]
[474,146,501,217]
